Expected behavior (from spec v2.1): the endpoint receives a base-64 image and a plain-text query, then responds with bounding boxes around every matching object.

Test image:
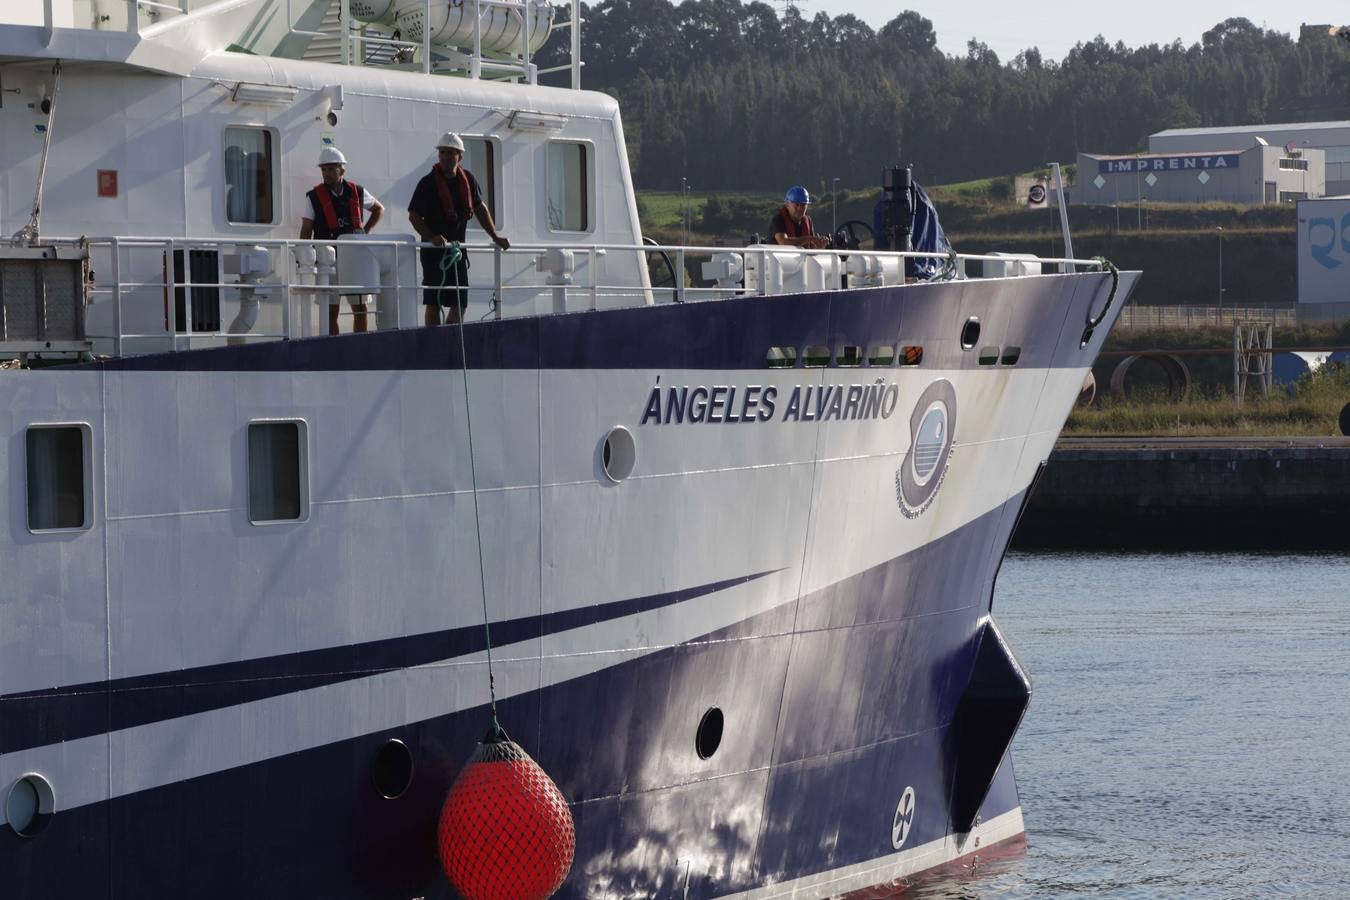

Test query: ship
[0,1,1137,896]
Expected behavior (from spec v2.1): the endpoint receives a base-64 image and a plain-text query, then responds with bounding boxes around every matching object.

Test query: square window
[27,425,88,531]
[248,421,306,523]
[546,142,590,232]
[224,127,276,225]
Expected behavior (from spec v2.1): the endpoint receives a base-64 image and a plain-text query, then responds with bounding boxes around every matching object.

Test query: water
[915,552,1350,898]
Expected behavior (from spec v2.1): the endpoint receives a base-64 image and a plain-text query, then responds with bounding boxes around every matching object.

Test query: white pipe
[1051,162,1075,273]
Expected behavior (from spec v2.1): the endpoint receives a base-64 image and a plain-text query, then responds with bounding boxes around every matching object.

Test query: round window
[695,707,724,760]
[7,773,54,838]
[601,426,637,483]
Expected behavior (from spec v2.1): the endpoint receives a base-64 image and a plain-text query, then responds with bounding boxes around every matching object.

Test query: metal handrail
[62,235,1112,356]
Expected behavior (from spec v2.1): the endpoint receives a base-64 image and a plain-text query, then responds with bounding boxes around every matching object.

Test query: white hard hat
[437,132,465,152]
[318,146,347,166]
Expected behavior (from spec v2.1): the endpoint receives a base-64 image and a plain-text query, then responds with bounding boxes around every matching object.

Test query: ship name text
[640,381,900,425]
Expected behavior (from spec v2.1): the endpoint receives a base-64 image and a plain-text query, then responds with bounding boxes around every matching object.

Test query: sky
[820,1,1349,62]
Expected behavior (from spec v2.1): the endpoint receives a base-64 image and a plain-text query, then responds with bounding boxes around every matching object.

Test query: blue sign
[1307,213,1350,269]
[1098,155,1240,174]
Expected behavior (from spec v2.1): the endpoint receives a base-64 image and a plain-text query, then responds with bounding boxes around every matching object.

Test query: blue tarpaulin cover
[872,182,952,278]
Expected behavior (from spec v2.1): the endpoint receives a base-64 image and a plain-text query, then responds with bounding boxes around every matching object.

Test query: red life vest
[311,181,364,238]
[778,205,813,238]
[433,163,474,224]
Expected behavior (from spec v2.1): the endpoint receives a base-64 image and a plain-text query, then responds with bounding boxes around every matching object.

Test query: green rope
[435,241,464,325]
[441,241,502,733]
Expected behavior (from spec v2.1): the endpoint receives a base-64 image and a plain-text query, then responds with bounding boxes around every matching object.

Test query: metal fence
[1116,305,1297,331]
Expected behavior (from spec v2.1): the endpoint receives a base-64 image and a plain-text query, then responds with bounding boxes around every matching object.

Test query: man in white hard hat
[300,146,385,334]
[407,132,510,325]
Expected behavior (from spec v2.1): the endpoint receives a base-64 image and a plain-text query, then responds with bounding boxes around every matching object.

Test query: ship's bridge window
[247,421,308,524]
[26,424,91,532]
[463,136,500,225]
[224,126,277,225]
[546,141,591,232]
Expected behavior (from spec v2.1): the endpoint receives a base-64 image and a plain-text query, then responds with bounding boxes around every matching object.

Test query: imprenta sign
[1098,155,1240,173]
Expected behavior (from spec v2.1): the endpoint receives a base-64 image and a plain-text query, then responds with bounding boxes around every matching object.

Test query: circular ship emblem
[892,786,917,849]
[896,380,957,518]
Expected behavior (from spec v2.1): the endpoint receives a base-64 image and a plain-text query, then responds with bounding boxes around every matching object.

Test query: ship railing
[57,235,1109,359]
[39,0,583,89]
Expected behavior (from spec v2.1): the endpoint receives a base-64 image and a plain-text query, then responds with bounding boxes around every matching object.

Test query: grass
[1066,369,1350,437]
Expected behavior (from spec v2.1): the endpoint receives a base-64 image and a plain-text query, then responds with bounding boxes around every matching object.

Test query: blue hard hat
[785,185,811,204]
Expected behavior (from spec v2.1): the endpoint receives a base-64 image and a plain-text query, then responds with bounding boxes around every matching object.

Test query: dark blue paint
[84,273,1120,374]
[1,491,1029,899]
[0,571,777,754]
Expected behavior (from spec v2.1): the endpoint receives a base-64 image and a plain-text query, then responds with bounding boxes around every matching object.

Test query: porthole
[868,344,896,366]
[900,345,924,366]
[960,317,981,350]
[978,346,1000,366]
[7,773,54,838]
[371,739,414,800]
[602,426,637,483]
[1001,346,1022,366]
[837,345,863,367]
[803,345,830,367]
[695,707,724,760]
[766,346,797,368]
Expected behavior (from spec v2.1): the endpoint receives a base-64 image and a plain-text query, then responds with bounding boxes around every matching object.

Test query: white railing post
[675,247,685,303]
[589,246,597,310]
[570,0,580,89]
[493,245,502,320]
[472,0,482,80]
[340,0,351,66]
[393,242,402,330]
[281,241,292,340]
[110,238,123,358]
[165,239,178,352]
[423,0,432,74]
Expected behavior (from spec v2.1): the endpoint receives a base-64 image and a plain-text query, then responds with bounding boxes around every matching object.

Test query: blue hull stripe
[0,571,777,754]
[84,274,1117,373]
[1,491,1026,899]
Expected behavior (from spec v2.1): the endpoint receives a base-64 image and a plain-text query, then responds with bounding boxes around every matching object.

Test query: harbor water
[912,551,1350,898]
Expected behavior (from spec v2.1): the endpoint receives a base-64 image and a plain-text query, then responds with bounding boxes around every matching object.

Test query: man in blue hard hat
[770,186,830,249]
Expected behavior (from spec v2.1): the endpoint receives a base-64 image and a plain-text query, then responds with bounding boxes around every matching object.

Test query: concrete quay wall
[1012,438,1350,550]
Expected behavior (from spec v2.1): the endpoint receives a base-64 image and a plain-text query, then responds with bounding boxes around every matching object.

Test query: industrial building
[1151,121,1350,195]
[1075,142,1325,206]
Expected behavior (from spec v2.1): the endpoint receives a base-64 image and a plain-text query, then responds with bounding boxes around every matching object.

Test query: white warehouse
[1075,142,1325,206]
[1151,121,1350,196]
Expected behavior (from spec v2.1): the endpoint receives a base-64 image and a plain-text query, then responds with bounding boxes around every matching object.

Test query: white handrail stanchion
[589,247,597,310]
[393,243,402,330]
[472,0,482,80]
[281,242,292,340]
[110,238,123,358]
[493,246,502,320]
[423,0,431,74]
[570,0,580,89]
[165,239,178,352]
[676,248,685,303]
